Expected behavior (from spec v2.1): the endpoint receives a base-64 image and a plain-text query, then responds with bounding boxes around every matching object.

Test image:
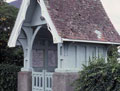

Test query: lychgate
[8,0,120,91]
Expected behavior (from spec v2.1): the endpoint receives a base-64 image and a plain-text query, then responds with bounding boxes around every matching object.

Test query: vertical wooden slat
[32,71,53,91]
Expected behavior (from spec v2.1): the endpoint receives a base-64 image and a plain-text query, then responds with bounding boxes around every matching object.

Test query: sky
[101,0,120,34]
[5,0,16,3]
[5,0,120,34]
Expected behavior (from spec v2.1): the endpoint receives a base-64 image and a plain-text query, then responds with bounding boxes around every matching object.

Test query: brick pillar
[53,72,79,91]
[18,71,32,91]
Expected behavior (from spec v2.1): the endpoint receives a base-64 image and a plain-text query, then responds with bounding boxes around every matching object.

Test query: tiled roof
[45,0,120,43]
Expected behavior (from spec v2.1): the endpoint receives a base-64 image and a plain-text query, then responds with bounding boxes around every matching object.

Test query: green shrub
[0,64,21,91]
[74,57,120,91]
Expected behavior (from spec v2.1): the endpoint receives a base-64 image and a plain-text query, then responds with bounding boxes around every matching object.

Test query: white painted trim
[39,0,62,44]
[8,0,30,47]
[62,38,120,45]
[31,26,42,47]
[8,0,63,47]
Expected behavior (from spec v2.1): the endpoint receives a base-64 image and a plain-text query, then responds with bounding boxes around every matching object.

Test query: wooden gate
[32,70,53,91]
[32,39,57,91]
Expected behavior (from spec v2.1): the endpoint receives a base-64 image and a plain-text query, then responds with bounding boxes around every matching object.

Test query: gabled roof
[8,0,30,47]
[8,0,120,47]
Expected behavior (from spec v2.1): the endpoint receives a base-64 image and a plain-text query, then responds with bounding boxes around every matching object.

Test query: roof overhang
[63,38,120,45]
[39,0,62,44]
[8,0,120,47]
[8,0,30,47]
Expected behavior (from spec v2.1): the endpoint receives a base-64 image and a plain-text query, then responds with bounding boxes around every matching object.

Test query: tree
[0,1,23,66]
[0,2,23,90]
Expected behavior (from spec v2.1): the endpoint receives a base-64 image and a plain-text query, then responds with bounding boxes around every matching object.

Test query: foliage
[0,0,3,4]
[0,1,23,66]
[0,64,21,91]
[107,45,118,63]
[74,56,120,91]
[0,1,18,32]
[0,3,23,91]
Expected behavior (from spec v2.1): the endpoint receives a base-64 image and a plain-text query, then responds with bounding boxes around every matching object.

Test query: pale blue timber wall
[56,42,108,72]
[31,28,108,72]
[19,25,108,72]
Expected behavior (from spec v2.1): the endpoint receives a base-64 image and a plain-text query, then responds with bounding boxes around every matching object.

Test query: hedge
[0,64,21,91]
[74,57,120,91]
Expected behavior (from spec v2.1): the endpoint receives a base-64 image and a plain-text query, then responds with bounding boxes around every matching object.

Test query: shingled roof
[8,0,120,47]
[44,0,120,43]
